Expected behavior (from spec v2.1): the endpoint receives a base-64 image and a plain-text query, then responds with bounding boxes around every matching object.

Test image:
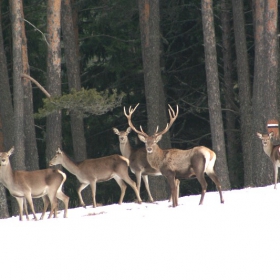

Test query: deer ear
[269,132,274,138]
[155,135,162,143]
[8,147,14,156]
[138,135,147,143]
[57,147,62,154]
[112,128,119,135]
[256,132,262,139]
[126,127,132,134]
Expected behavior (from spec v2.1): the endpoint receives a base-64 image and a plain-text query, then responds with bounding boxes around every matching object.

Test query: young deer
[257,132,280,189]
[113,127,161,202]
[124,104,224,207]
[49,148,142,208]
[0,147,69,221]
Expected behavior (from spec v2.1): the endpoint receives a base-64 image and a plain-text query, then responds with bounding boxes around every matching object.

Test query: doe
[49,148,142,208]
[0,147,69,221]
[257,132,280,189]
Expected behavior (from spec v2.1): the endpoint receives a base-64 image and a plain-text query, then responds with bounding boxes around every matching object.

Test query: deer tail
[119,155,130,166]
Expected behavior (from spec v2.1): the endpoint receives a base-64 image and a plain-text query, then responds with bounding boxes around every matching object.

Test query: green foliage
[34,88,125,118]
[79,0,143,93]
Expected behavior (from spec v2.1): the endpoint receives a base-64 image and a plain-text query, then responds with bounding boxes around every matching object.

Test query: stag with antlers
[124,104,224,207]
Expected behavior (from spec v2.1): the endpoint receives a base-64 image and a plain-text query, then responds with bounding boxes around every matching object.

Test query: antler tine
[123,103,139,117]
[123,103,148,137]
[168,104,179,120]
[154,126,159,134]
[168,104,178,125]
[155,104,179,136]
[140,125,146,134]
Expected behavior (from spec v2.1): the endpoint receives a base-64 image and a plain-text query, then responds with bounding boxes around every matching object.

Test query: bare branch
[21,74,51,98]
[23,19,49,46]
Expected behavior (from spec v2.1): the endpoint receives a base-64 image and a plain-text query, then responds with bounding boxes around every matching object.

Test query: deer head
[256,132,274,147]
[0,147,14,166]
[49,148,63,166]
[124,104,179,154]
[112,127,132,144]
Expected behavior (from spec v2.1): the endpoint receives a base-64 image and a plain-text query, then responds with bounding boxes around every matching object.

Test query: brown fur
[124,104,224,207]
[257,132,280,189]
[49,148,142,208]
[0,147,69,221]
[113,127,161,202]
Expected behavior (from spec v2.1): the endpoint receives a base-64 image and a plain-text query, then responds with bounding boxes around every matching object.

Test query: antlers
[124,103,179,137]
[157,104,179,136]
[124,103,147,137]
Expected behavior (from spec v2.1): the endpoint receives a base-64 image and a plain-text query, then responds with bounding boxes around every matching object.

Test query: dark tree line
[0,0,278,218]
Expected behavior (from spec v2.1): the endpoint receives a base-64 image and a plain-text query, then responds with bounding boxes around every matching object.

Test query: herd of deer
[1,103,278,221]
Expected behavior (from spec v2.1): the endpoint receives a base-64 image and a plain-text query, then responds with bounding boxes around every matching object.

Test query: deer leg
[25,193,38,221]
[135,172,142,192]
[116,163,142,203]
[274,164,278,189]
[122,175,142,204]
[23,198,30,221]
[77,183,89,208]
[15,197,24,221]
[48,196,58,219]
[166,173,178,207]
[114,177,127,204]
[90,181,97,208]
[169,179,180,203]
[175,179,180,202]
[56,188,69,218]
[196,175,207,205]
[192,158,208,205]
[40,196,50,220]
[206,172,224,204]
[142,175,154,202]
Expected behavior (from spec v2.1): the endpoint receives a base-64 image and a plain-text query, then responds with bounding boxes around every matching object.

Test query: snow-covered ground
[0,185,279,280]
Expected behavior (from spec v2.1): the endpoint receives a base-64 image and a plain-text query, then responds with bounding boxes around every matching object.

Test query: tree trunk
[263,0,278,118]
[252,0,278,186]
[201,0,230,189]
[252,0,266,186]
[221,0,240,187]
[231,0,253,187]
[61,0,86,161]
[8,0,26,217]
[138,0,170,200]
[20,3,42,212]
[61,0,92,205]
[10,0,25,170]
[0,3,14,152]
[0,4,11,218]
[20,4,39,171]
[46,0,62,164]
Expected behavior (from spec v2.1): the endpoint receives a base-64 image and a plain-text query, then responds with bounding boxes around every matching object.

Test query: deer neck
[146,144,165,169]
[263,142,274,158]
[119,140,132,159]
[0,161,15,189]
[60,153,81,176]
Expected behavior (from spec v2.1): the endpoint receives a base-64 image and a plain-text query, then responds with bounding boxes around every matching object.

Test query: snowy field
[0,185,280,280]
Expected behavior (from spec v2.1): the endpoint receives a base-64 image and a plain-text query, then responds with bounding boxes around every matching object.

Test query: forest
[0,0,279,218]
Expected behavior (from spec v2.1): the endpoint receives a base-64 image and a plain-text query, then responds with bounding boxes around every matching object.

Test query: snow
[0,185,280,280]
